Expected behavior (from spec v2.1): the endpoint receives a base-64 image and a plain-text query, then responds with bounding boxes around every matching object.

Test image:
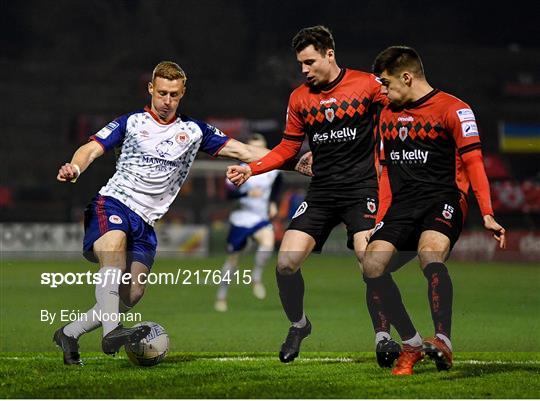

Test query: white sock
[436,333,453,350]
[402,332,423,348]
[95,266,122,337]
[63,303,101,339]
[62,296,133,339]
[217,261,236,300]
[292,313,306,328]
[375,331,391,345]
[62,295,132,339]
[253,246,272,283]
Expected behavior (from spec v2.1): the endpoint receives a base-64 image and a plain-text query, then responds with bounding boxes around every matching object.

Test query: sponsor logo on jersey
[292,202,308,219]
[209,125,226,137]
[95,121,119,139]
[155,139,174,157]
[139,130,150,138]
[390,149,429,164]
[175,132,189,143]
[312,127,357,143]
[398,116,414,122]
[320,97,337,105]
[324,108,335,122]
[109,215,123,224]
[456,108,475,122]
[442,204,454,220]
[367,198,377,213]
[461,121,479,137]
[142,156,182,168]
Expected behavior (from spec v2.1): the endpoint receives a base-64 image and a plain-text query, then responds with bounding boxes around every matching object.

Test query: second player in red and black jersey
[227,26,392,366]
[363,46,506,376]
[378,88,489,214]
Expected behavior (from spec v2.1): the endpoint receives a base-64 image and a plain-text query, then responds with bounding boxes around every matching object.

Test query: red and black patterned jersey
[285,68,386,192]
[379,89,482,198]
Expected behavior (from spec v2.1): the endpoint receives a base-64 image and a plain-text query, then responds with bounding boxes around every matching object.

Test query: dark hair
[372,46,424,77]
[292,25,335,55]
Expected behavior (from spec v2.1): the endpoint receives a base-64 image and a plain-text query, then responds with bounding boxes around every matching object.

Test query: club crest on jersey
[325,108,335,123]
[109,215,123,224]
[175,132,189,144]
[442,204,454,220]
[399,127,408,141]
[155,139,174,157]
[292,202,308,219]
[367,198,377,213]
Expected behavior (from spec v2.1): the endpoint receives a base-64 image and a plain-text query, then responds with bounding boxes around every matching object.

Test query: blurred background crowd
[2,1,538,256]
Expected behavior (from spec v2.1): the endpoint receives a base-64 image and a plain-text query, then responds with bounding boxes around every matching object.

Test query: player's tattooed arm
[293,151,313,177]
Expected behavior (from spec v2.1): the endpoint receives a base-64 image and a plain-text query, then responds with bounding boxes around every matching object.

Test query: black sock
[276,268,304,323]
[364,274,416,341]
[365,280,391,334]
[423,262,453,338]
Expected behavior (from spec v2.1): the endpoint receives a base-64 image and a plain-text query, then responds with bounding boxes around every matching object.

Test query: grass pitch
[1,255,539,398]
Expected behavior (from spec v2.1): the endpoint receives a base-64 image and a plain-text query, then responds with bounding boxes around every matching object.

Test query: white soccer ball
[125,321,169,366]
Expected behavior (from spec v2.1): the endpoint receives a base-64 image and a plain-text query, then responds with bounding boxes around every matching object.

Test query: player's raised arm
[57,140,104,183]
[217,138,270,163]
[224,135,305,186]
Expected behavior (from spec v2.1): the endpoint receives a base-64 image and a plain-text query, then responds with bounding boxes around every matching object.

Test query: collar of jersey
[310,68,346,93]
[144,105,179,125]
[403,88,440,109]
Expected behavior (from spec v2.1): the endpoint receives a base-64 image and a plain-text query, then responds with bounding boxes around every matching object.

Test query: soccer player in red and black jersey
[364,46,506,375]
[227,26,400,364]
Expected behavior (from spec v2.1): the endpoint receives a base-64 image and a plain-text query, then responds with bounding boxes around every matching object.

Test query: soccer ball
[125,321,169,366]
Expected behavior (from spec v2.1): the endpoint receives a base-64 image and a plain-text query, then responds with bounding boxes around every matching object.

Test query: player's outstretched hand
[57,163,80,183]
[227,165,252,186]
[483,215,506,249]
[295,151,314,177]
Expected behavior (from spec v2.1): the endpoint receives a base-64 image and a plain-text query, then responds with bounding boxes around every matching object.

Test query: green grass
[1,352,539,398]
[1,255,539,398]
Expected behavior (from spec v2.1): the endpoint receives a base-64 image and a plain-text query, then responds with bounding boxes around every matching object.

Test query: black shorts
[369,191,466,251]
[288,191,378,252]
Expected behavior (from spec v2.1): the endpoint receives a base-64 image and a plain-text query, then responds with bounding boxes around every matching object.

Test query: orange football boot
[423,336,453,371]
[391,344,423,375]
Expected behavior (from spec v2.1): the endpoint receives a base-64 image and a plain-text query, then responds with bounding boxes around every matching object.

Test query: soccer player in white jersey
[215,134,282,312]
[53,61,286,365]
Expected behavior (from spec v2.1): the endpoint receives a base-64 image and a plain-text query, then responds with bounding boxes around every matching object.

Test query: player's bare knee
[362,257,385,278]
[276,255,300,276]
[130,284,146,305]
[418,245,446,267]
[363,249,388,278]
[93,233,127,268]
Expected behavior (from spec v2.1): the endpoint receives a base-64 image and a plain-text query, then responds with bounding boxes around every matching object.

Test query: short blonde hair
[152,61,187,84]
